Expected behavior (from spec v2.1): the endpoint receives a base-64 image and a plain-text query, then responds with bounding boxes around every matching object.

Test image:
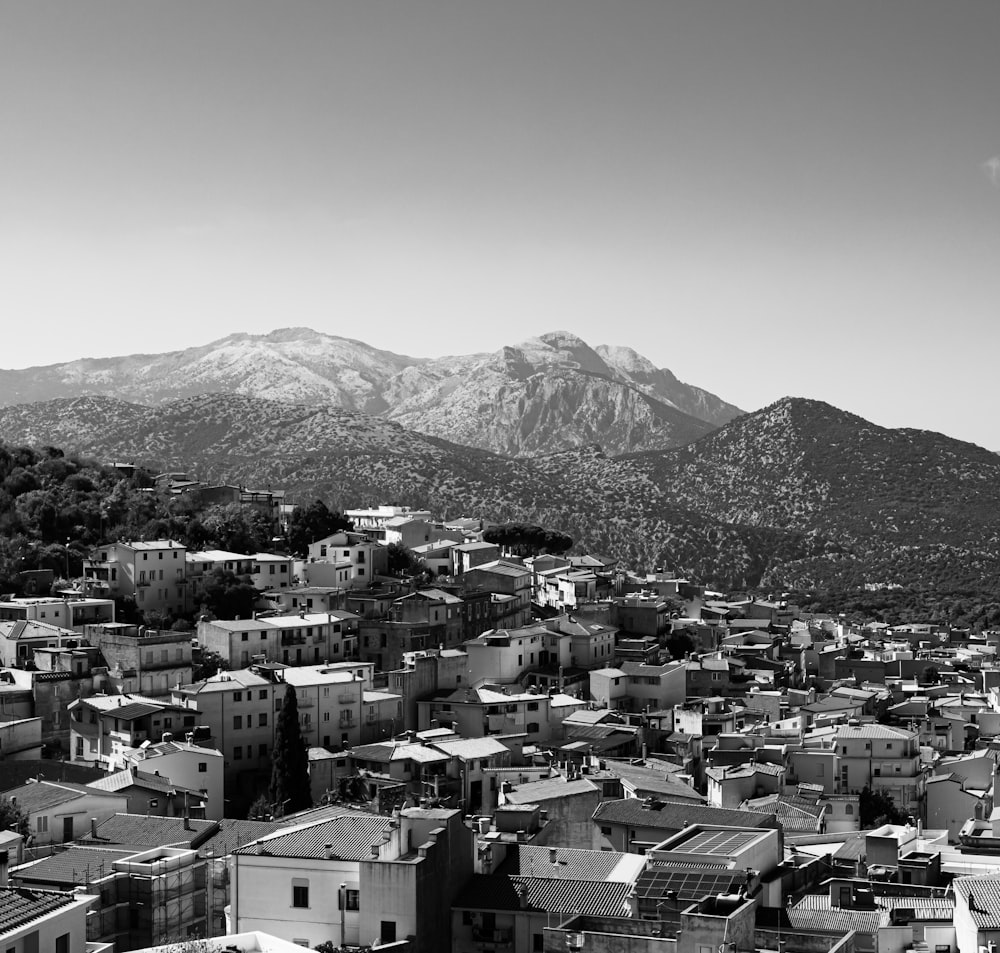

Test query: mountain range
[0,328,742,457]
[1,390,998,604]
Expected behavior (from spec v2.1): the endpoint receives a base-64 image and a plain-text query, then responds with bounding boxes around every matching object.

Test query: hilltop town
[2,479,1000,953]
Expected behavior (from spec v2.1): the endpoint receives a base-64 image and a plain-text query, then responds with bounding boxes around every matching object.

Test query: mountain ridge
[0,327,742,457]
[1,392,998,604]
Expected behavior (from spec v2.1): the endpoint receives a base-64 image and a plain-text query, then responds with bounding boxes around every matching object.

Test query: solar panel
[635,866,746,903]
[679,830,760,856]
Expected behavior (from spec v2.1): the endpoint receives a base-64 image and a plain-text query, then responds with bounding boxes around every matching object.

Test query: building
[230,805,472,952]
[834,722,925,815]
[84,540,188,617]
[0,885,99,953]
[83,622,193,697]
[0,596,115,633]
[196,611,359,670]
[0,779,128,846]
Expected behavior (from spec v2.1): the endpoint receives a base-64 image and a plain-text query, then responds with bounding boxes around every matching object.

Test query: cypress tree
[268,683,313,816]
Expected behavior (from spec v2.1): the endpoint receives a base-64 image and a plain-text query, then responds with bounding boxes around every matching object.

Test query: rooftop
[0,886,84,935]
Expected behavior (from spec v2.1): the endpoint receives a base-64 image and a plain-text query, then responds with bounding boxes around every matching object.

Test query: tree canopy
[482,522,573,557]
[286,500,352,556]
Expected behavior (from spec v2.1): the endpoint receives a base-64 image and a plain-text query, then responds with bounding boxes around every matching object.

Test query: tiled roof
[0,780,122,814]
[239,812,390,860]
[834,723,916,740]
[514,846,646,883]
[0,886,80,934]
[12,846,131,886]
[504,778,599,803]
[431,737,510,760]
[104,702,163,721]
[512,877,632,916]
[592,798,776,832]
[955,876,1000,928]
[80,813,217,850]
[198,819,284,858]
[453,874,631,916]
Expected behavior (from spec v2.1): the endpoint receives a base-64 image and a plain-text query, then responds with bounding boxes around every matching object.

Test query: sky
[2,1,999,447]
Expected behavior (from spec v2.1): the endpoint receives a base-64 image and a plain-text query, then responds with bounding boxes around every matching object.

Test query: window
[234,691,243,701]
[323,712,331,722]
[845,804,854,815]
[345,888,360,910]
[233,746,243,760]
[526,722,539,734]
[241,633,248,642]
[527,702,539,711]
[259,713,268,727]
[600,825,612,836]
[36,815,48,833]
[198,762,207,773]
[233,715,243,729]
[292,880,309,908]
[56,932,70,953]
[259,744,267,757]
[259,689,268,699]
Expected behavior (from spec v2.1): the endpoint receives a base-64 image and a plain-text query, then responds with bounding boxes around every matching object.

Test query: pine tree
[268,683,313,816]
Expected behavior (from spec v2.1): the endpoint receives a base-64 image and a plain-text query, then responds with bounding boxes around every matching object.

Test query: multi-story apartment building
[172,670,275,794]
[417,685,557,745]
[196,611,359,669]
[83,621,193,696]
[834,722,926,815]
[68,692,198,768]
[249,553,296,590]
[84,539,187,616]
[0,595,115,632]
[306,532,388,587]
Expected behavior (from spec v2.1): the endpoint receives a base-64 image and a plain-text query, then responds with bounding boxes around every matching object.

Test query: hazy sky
[3,1,999,447]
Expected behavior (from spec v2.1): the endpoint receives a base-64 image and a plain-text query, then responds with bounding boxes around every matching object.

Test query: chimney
[324,843,334,860]
[91,817,98,838]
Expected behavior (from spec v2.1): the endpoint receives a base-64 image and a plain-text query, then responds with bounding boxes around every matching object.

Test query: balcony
[338,694,356,704]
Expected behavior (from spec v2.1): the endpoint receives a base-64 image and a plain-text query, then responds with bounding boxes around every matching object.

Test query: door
[62,816,74,841]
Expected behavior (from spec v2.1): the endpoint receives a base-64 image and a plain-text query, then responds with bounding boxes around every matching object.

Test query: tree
[921,665,941,685]
[287,500,352,556]
[859,785,907,827]
[198,568,258,621]
[0,795,31,840]
[386,542,422,576]
[269,684,313,816]
[483,522,573,557]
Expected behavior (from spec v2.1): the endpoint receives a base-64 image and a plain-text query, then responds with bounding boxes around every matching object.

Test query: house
[83,539,188,617]
[460,561,532,630]
[119,736,225,820]
[249,553,296,591]
[344,505,433,539]
[306,532,387,587]
[82,622,193,697]
[418,686,559,746]
[0,619,80,668]
[450,542,500,576]
[230,805,472,952]
[954,875,1000,953]
[925,772,991,843]
[592,798,778,853]
[68,692,198,768]
[172,670,276,797]
[0,779,128,846]
[705,762,785,809]
[499,773,602,849]
[196,611,359,670]
[834,722,925,815]
[0,595,116,632]
[0,885,99,953]
[452,846,643,953]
